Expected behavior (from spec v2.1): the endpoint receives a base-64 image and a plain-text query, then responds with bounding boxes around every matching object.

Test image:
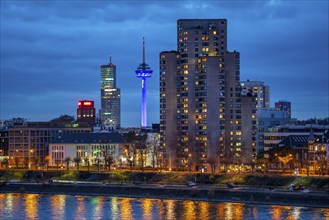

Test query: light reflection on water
[0,193,328,220]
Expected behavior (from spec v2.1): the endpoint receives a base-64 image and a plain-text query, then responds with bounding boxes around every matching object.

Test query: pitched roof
[278,135,309,149]
[51,132,126,144]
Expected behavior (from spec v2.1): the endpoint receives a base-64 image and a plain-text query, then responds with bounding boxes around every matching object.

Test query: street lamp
[29,149,34,169]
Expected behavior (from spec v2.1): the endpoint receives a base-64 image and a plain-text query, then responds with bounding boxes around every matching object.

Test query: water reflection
[223,202,244,220]
[24,194,39,219]
[199,201,210,219]
[50,194,65,219]
[141,198,154,220]
[92,196,104,218]
[0,193,328,220]
[183,200,196,220]
[110,197,120,220]
[163,199,176,219]
[119,198,133,219]
[322,209,329,220]
[74,196,86,220]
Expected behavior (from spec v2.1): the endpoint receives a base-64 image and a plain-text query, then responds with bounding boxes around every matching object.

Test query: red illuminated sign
[78,100,94,108]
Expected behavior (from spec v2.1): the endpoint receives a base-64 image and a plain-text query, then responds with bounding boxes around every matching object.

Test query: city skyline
[1,1,328,127]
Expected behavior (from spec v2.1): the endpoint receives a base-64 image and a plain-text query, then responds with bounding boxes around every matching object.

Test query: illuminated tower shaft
[135,38,153,128]
[141,77,147,127]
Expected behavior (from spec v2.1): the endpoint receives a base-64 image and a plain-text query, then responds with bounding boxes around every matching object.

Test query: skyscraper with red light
[77,100,96,126]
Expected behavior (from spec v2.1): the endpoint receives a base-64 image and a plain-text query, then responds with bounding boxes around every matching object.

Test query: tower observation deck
[135,37,153,128]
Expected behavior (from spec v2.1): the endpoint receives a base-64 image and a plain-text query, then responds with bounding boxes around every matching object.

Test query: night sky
[1,0,328,127]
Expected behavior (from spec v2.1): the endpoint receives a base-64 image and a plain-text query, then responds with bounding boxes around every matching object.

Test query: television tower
[135,37,153,128]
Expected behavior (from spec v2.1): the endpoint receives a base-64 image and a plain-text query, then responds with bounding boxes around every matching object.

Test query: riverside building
[8,121,91,168]
[49,132,125,168]
[160,19,242,171]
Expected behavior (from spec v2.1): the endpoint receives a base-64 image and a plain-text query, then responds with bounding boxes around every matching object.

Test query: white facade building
[49,132,126,168]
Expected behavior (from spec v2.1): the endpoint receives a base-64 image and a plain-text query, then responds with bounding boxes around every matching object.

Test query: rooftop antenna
[142,37,145,64]
[109,55,112,64]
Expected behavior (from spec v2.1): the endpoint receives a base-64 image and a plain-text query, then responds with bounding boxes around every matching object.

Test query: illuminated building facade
[8,121,91,167]
[256,108,291,152]
[77,100,96,126]
[135,38,153,128]
[160,19,242,171]
[49,132,125,167]
[100,57,121,128]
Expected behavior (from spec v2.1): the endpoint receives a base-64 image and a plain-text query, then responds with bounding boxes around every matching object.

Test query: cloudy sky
[1,0,328,127]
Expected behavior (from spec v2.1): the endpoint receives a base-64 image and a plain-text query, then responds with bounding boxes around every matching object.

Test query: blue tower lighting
[135,37,153,128]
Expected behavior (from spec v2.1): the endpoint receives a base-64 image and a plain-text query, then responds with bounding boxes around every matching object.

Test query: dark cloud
[1,0,328,126]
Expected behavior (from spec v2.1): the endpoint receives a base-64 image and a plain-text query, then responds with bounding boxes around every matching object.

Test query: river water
[0,193,328,219]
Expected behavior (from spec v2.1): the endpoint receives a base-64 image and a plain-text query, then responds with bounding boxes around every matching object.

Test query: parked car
[186,181,197,186]
[131,181,141,185]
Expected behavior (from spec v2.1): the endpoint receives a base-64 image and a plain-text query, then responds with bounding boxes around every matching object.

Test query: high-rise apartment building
[240,95,257,163]
[100,57,121,128]
[160,51,178,169]
[77,100,96,127]
[160,19,242,171]
[240,80,270,162]
[241,80,270,109]
[275,100,291,118]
